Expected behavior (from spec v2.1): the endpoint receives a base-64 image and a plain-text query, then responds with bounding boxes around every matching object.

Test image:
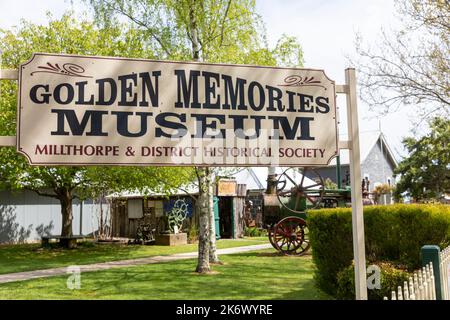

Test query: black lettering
[155,112,187,138]
[51,109,108,136]
[54,83,74,105]
[30,84,50,104]
[118,73,138,106]
[96,78,117,105]
[248,81,265,111]
[111,111,152,137]
[139,71,160,107]
[75,81,94,105]
[266,85,284,111]
[269,116,315,140]
[191,114,225,138]
[298,93,314,113]
[221,75,247,110]
[174,70,201,108]
[315,96,330,113]
[286,90,297,112]
[202,71,220,109]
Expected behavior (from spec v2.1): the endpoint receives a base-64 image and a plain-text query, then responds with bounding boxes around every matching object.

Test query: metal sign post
[337,68,368,300]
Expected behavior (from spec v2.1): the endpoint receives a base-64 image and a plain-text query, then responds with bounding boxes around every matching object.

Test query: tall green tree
[394,117,450,201]
[86,0,303,272]
[0,13,193,242]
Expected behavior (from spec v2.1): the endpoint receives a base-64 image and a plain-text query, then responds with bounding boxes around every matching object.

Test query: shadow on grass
[0,242,150,274]
[0,239,269,275]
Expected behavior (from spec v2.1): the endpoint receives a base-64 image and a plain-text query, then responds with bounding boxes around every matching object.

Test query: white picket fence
[440,246,450,300]
[384,262,436,300]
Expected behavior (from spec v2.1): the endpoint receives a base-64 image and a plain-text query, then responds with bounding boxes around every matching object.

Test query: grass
[0,249,330,300]
[0,237,267,275]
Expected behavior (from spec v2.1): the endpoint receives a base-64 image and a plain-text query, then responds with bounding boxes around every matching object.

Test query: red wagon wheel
[276,167,325,214]
[268,228,277,250]
[272,216,310,255]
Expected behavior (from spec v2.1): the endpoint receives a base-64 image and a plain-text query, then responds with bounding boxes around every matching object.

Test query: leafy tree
[0,14,193,243]
[86,0,303,272]
[352,0,449,121]
[394,117,450,201]
[324,178,338,190]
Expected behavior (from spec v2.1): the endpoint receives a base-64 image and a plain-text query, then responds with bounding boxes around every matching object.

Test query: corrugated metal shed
[0,190,102,243]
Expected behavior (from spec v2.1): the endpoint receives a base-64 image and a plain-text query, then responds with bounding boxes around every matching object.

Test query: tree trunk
[208,177,220,263]
[189,2,214,273]
[59,188,73,239]
[195,167,211,273]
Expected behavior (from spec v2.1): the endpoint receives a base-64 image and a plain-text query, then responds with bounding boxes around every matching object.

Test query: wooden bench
[41,235,87,248]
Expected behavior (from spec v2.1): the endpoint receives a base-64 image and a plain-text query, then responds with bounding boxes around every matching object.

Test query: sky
[0,0,421,160]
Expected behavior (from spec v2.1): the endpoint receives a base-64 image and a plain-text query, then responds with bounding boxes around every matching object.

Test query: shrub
[336,262,410,300]
[187,225,199,243]
[308,208,354,295]
[244,227,267,237]
[308,204,450,296]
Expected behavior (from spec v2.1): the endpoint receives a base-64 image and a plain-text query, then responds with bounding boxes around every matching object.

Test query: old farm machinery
[263,167,351,256]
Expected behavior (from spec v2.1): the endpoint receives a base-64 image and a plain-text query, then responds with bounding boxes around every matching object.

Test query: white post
[345,68,368,300]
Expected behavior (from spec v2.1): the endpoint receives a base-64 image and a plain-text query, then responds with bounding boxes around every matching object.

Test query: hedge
[308,204,450,297]
[336,262,409,300]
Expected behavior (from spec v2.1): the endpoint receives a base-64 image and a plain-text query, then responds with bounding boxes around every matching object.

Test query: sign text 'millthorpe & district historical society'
[17,53,338,166]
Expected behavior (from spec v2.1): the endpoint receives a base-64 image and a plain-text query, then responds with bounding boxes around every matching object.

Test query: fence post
[421,245,442,300]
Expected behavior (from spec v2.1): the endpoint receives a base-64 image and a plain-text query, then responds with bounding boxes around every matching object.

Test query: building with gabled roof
[305,131,398,192]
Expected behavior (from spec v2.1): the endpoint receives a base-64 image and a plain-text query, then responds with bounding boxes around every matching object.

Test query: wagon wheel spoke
[306,194,318,206]
[295,229,304,238]
[300,240,310,251]
[283,172,298,188]
[276,224,289,235]
[295,240,304,250]
[304,183,322,189]
[274,235,283,242]
[276,230,287,238]
[278,224,288,234]
[299,167,308,188]
[283,224,293,236]
[294,230,304,239]
[290,240,302,251]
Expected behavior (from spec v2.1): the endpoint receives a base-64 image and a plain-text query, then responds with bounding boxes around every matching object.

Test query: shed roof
[110,166,318,198]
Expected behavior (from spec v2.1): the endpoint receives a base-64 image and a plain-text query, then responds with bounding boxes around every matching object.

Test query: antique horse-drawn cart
[263,167,351,255]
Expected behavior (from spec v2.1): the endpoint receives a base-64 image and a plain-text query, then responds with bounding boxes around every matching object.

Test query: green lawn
[0,237,267,275]
[0,250,330,300]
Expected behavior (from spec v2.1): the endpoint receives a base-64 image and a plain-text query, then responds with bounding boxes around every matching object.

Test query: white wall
[0,190,103,243]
